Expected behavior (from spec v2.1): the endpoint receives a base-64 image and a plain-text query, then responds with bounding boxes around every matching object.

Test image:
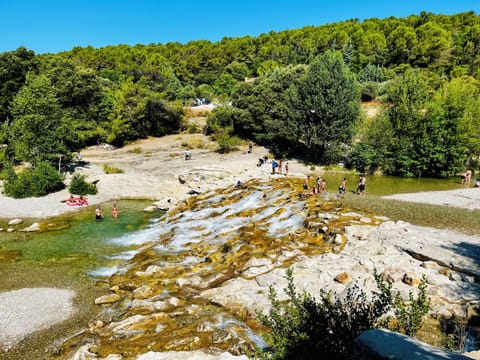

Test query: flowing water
[0,174,470,358]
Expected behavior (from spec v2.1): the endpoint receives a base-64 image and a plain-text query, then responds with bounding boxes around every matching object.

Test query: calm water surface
[0,200,161,279]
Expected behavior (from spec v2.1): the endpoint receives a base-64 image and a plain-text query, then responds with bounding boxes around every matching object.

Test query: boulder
[335,272,352,285]
[143,205,159,213]
[8,218,23,226]
[178,174,187,184]
[94,294,121,305]
[353,329,472,359]
[133,285,154,299]
[20,223,40,232]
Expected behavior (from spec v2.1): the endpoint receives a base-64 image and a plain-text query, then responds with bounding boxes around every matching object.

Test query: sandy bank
[0,288,75,351]
[383,187,480,210]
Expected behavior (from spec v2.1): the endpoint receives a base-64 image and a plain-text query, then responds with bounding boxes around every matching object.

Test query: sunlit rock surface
[61,178,480,359]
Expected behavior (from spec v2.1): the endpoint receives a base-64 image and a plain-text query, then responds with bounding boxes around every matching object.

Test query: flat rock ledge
[353,329,473,360]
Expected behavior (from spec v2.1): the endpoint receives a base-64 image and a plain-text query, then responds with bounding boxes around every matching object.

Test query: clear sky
[0,0,478,54]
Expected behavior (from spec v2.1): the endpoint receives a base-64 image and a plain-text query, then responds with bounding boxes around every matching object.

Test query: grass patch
[181,137,205,149]
[127,146,143,154]
[103,164,124,174]
[344,195,480,236]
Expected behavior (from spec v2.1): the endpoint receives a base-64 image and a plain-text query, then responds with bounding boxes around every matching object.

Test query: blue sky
[0,0,478,54]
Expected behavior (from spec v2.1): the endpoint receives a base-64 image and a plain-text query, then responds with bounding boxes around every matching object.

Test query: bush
[389,275,431,336]
[68,173,98,195]
[255,268,430,359]
[216,132,241,153]
[3,161,65,198]
[103,164,123,174]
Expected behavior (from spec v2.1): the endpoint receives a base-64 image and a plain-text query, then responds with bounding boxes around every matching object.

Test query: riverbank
[0,135,309,219]
[383,187,480,210]
[0,135,479,357]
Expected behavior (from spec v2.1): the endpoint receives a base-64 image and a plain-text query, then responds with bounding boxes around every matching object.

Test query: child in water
[111,204,119,220]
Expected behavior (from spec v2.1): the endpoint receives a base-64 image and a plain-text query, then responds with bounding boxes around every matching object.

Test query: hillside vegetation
[1,11,480,196]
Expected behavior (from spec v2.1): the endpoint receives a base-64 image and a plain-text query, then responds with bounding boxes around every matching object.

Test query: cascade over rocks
[63,178,480,359]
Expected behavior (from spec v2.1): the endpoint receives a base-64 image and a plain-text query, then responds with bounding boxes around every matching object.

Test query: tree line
[0,11,479,196]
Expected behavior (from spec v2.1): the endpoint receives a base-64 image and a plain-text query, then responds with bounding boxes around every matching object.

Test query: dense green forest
[1,11,480,196]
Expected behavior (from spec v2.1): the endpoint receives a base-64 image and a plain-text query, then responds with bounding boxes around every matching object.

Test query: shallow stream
[0,174,468,358]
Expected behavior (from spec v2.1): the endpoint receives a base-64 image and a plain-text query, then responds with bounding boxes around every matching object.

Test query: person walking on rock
[339,178,347,198]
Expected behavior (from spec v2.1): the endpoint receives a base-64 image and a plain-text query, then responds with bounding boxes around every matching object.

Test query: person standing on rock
[303,175,311,192]
[338,178,347,198]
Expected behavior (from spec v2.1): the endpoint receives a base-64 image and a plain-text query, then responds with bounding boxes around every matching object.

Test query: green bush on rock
[255,268,431,359]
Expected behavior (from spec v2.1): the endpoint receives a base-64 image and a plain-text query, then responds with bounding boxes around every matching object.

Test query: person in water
[95,206,103,220]
[111,204,119,220]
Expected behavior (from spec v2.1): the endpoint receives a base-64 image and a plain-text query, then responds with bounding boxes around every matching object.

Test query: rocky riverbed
[1,135,479,359]
[55,178,480,359]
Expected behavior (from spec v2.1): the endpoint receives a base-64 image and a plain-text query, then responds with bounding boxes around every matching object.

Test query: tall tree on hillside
[383,69,430,176]
[288,51,360,163]
[8,73,73,165]
[0,47,38,122]
[425,77,480,175]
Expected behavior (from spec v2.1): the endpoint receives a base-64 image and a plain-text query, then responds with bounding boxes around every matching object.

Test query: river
[0,174,467,359]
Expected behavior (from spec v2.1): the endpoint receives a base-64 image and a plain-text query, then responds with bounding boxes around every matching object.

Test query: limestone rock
[242,257,273,277]
[421,261,439,269]
[403,272,421,286]
[94,294,121,305]
[143,205,159,213]
[335,272,352,285]
[178,174,187,184]
[381,267,405,283]
[20,222,40,232]
[133,285,154,299]
[71,344,98,360]
[344,225,376,240]
[353,329,472,360]
[8,218,23,226]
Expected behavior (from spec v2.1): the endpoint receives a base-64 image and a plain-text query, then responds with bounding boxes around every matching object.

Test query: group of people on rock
[256,155,289,176]
[302,175,328,197]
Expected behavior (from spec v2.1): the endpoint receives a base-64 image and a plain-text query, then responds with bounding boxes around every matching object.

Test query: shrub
[3,161,65,198]
[68,173,98,195]
[187,122,199,134]
[256,268,430,359]
[216,133,241,153]
[103,164,123,174]
[389,275,431,336]
[181,137,205,149]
